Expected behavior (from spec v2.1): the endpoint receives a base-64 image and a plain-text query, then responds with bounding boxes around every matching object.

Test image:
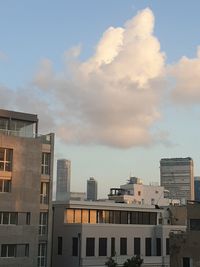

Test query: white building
[56,159,71,201]
[52,200,186,267]
[108,177,179,206]
[160,158,194,204]
[87,177,98,201]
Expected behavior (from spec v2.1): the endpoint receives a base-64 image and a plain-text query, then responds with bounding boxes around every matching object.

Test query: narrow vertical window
[134,238,140,255]
[120,238,127,255]
[41,153,50,175]
[111,238,115,257]
[58,237,62,255]
[39,212,48,235]
[86,238,95,256]
[166,238,169,255]
[183,257,190,267]
[156,238,161,256]
[72,237,78,256]
[99,238,107,256]
[145,238,152,256]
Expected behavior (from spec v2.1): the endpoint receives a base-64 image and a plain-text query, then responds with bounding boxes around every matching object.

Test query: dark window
[121,212,128,224]
[114,211,120,224]
[131,212,138,224]
[111,238,115,257]
[143,212,150,224]
[166,238,169,255]
[72,237,78,256]
[190,219,200,231]
[145,238,152,256]
[183,257,190,267]
[16,244,29,257]
[120,238,127,255]
[150,213,157,225]
[134,238,140,255]
[156,238,161,256]
[41,153,50,175]
[99,238,107,256]
[86,238,95,256]
[0,212,18,225]
[0,148,12,171]
[0,179,11,192]
[1,244,16,257]
[26,213,31,225]
[58,237,62,255]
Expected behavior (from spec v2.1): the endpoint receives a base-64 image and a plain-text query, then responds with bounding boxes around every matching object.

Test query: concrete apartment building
[160,158,194,204]
[52,200,186,267]
[170,201,200,267]
[87,177,98,201]
[0,109,54,267]
[56,159,71,201]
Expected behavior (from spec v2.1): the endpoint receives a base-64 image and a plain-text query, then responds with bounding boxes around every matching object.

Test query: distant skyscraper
[87,177,98,201]
[56,159,71,201]
[194,176,200,201]
[160,157,194,203]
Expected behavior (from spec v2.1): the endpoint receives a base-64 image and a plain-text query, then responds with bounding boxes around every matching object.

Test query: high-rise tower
[56,159,71,201]
[87,177,98,201]
[160,157,194,203]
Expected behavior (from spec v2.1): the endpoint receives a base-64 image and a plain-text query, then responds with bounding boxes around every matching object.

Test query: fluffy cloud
[31,8,166,148]
[171,47,200,104]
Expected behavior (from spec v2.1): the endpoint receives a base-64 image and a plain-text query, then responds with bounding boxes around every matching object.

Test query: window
[134,238,140,255]
[156,238,161,256]
[16,244,29,257]
[0,179,11,192]
[39,212,48,235]
[86,238,95,256]
[145,238,152,256]
[183,257,190,267]
[58,237,62,255]
[121,212,128,224]
[99,238,107,256]
[190,219,200,231]
[138,191,141,196]
[111,238,115,257]
[26,213,31,225]
[120,238,127,255]
[166,238,169,255]
[40,182,49,204]
[0,148,12,171]
[41,153,50,175]
[0,212,18,225]
[1,244,16,257]
[38,242,47,267]
[72,237,78,256]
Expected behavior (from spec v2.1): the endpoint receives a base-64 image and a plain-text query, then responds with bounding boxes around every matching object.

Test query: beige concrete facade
[0,109,54,267]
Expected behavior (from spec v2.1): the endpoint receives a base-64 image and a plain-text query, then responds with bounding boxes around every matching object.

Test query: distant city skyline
[1,1,200,197]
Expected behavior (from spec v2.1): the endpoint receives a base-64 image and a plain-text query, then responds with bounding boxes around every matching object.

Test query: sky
[1,1,200,197]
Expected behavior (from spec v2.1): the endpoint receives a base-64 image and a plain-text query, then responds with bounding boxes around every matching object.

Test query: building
[170,201,200,267]
[108,177,180,206]
[194,176,200,201]
[70,191,86,201]
[52,200,186,267]
[160,158,194,204]
[87,177,97,201]
[56,159,71,201]
[0,109,54,267]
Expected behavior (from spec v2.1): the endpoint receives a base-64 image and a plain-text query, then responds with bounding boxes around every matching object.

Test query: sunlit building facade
[0,109,54,267]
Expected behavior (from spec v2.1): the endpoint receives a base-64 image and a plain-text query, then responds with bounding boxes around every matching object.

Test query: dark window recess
[166,238,169,255]
[190,219,200,231]
[134,238,140,255]
[145,238,152,256]
[120,238,127,255]
[0,148,13,172]
[99,238,107,256]
[41,153,51,175]
[58,237,62,255]
[156,238,161,256]
[72,237,78,256]
[86,238,95,257]
[183,257,190,267]
[111,238,115,257]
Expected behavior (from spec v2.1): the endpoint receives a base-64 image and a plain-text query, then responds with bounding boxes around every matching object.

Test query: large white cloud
[31,8,166,148]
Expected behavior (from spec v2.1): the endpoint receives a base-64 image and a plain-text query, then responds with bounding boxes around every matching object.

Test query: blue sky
[1,1,200,197]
